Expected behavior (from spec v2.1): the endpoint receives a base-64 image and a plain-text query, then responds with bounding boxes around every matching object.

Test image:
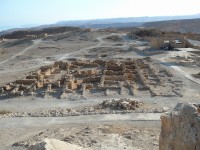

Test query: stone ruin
[160,103,200,150]
[0,58,183,99]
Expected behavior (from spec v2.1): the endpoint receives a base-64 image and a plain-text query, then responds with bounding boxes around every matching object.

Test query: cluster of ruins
[0,58,183,99]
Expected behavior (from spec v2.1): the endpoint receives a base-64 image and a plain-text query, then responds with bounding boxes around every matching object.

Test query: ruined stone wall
[104,80,119,85]
[105,70,124,76]
[75,69,97,77]
[93,60,105,66]
[160,103,200,150]
[106,64,123,71]
[105,75,126,81]
[83,77,101,83]
[16,79,37,85]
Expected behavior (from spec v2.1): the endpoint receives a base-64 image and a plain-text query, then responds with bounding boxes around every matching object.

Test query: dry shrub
[150,38,163,49]
[135,29,157,37]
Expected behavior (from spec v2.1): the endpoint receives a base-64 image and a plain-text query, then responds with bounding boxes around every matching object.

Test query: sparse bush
[135,29,158,37]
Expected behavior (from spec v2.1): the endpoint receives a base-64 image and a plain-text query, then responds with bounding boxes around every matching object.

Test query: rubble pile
[101,99,143,110]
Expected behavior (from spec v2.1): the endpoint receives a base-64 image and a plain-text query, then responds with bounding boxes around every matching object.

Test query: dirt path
[0,113,161,128]
[0,39,42,66]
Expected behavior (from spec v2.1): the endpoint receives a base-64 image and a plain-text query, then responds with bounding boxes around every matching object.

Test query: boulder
[160,103,200,150]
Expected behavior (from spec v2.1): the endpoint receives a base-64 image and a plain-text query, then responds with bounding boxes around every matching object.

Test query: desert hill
[143,18,200,34]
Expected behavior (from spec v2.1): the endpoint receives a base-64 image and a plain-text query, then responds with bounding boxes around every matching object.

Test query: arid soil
[0,28,200,150]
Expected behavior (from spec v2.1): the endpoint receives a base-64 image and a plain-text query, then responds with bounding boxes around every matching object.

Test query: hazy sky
[1,0,200,27]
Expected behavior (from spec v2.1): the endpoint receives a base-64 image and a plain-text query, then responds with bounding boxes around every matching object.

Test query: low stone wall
[160,103,200,150]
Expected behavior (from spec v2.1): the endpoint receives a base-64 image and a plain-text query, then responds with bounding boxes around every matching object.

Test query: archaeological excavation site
[0,19,200,150]
[0,58,183,99]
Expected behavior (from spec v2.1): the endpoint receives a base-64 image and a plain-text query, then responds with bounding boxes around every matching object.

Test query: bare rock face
[159,103,200,150]
[28,139,84,150]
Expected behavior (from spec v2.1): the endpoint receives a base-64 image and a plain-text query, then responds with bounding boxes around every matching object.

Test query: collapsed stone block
[106,63,123,71]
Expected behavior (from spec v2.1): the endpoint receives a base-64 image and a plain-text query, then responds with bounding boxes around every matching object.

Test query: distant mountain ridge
[143,18,200,34]
[0,13,200,35]
[56,14,200,27]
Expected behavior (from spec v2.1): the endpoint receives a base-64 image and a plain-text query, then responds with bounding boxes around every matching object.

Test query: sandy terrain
[0,29,200,150]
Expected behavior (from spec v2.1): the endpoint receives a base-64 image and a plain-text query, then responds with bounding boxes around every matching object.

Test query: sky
[1,0,200,29]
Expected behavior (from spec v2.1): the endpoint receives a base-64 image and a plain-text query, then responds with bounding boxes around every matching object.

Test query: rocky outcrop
[28,139,83,150]
[159,103,200,150]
